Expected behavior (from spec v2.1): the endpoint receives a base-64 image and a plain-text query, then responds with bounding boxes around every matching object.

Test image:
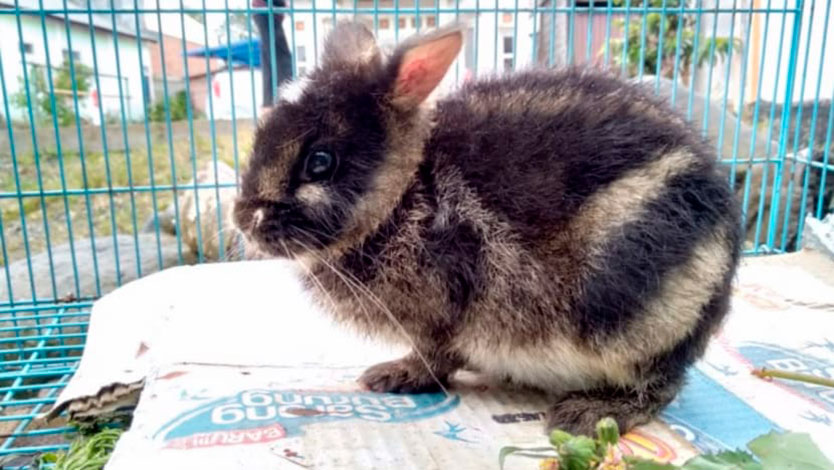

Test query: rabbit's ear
[322,21,382,71]
[390,24,464,109]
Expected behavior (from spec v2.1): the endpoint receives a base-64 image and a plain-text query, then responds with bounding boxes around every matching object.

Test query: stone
[171,161,243,262]
[802,214,834,259]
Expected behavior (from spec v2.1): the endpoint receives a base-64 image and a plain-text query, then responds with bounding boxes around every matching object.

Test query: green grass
[0,125,254,265]
[35,426,123,470]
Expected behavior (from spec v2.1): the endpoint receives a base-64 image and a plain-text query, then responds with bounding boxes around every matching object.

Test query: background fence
[0,0,832,464]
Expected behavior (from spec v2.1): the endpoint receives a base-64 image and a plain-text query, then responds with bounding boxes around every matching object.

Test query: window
[296,45,306,63]
[379,18,390,29]
[62,49,80,62]
[398,17,406,28]
[298,66,306,76]
[411,17,419,28]
[425,16,436,27]
[501,35,514,71]
[20,42,33,55]
[295,20,304,31]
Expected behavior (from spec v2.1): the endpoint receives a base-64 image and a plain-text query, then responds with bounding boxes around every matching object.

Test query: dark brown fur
[234,22,742,435]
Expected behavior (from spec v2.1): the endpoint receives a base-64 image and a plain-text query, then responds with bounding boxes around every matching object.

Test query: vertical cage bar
[635,0,648,80]
[152,0,185,266]
[620,0,634,75]
[816,86,834,218]
[567,0,576,64]
[36,0,82,299]
[13,0,58,301]
[603,0,613,66]
[246,0,259,125]
[267,0,279,103]
[584,0,594,64]
[85,0,123,285]
[794,0,831,245]
[653,0,669,93]
[177,0,205,263]
[0,39,35,304]
[716,0,739,163]
[513,0,520,70]
[685,0,704,122]
[548,0,555,66]
[493,0,499,69]
[289,0,298,78]
[728,2,754,238]
[779,0,814,251]
[109,1,143,278]
[700,0,722,138]
[199,0,225,261]
[753,0,790,250]
[743,0,774,252]
[223,0,242,199]
[61,0,102,296]
[668,0,686,106]
[767,0,804,250]
[132,0,165,271]
[531,0,538,65]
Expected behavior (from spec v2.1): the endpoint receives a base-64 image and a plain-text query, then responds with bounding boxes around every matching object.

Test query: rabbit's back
[429,69,713,239]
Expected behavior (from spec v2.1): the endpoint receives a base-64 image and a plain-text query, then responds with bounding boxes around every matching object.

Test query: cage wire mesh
[0,0,832,462]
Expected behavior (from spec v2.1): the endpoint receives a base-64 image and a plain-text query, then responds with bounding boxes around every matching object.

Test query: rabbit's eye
[304,151,336,180]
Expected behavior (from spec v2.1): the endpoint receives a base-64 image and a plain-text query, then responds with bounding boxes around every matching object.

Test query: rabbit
[232,21,742,435]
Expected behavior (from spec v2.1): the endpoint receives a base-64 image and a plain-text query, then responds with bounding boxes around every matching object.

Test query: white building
[145,0,834,122]
[141,0,228,116]
[0,0,156,124]
[283,0,538,82]
[203,0,539,119]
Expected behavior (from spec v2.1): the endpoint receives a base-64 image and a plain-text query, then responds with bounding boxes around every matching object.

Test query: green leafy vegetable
[680,451,761,470]
[596,418,620,447]
[499,417,834,470]
[561,436,599,470]
[747,431,834,470]
[35,428,123,470]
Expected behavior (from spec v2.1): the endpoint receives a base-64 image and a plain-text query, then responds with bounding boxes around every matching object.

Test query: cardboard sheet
[49,252,834,469]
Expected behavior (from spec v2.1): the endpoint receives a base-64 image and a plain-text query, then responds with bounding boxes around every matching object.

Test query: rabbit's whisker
[294,237,449,397]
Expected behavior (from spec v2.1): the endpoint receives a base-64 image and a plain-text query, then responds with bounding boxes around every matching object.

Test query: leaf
[747,431,834,470]
[681,451,762,470]
[498,446,557,470]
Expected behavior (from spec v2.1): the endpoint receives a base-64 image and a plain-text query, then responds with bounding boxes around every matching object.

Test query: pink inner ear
[397,61,429,97]
[394,32,462,107]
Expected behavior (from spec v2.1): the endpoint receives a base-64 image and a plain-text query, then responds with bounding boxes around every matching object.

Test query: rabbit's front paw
[358,357,445,394]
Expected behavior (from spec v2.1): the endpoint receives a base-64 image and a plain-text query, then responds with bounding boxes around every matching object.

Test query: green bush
[607,0,742,84]
[12,60,92,127]
[147,90,191,122]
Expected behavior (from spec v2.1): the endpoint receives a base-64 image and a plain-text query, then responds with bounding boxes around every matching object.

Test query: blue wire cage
[0,0,832,463]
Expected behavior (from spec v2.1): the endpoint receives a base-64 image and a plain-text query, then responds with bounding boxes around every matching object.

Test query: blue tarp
[186,39,262,68]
